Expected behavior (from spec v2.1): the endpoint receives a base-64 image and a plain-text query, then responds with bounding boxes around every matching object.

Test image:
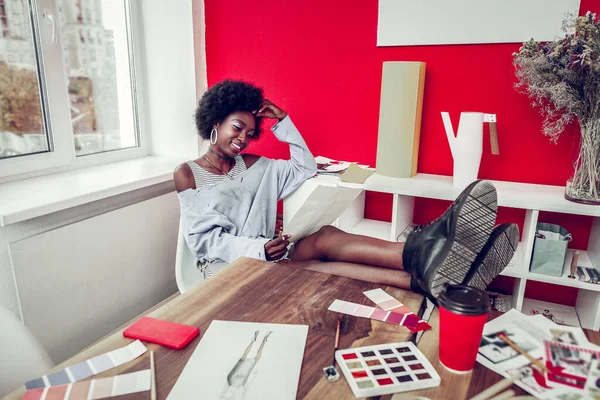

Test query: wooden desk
[6,257,600,400]
[4,257,424,400]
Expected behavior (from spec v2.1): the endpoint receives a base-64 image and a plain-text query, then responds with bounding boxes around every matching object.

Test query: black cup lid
[438,285,490,316]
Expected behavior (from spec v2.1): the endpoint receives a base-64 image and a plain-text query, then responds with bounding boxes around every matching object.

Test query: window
[0,0,144,180]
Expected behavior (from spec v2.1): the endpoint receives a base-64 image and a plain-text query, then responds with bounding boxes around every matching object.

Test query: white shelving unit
[284,173,600,330]
[350,219,392,241]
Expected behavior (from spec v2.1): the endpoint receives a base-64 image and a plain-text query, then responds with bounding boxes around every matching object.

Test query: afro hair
[195,79,265,140]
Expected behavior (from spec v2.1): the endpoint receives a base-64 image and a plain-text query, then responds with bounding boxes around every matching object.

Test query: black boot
[463,223,519,290]
[403,180,498,298]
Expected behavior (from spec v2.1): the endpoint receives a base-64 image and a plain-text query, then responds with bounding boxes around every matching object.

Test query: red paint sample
[377,377,394,386]
[407,320,433,333]
[352,371,368,378]
[402,314,421,329]
[385,311,405,325]
[342,353,358,360]
[409,363,425,371]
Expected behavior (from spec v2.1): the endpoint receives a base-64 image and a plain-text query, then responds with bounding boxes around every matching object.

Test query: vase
[442,111,497,190]
[564,117,600,205]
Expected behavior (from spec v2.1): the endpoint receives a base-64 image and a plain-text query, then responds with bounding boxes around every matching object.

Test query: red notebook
[123,316,199,349]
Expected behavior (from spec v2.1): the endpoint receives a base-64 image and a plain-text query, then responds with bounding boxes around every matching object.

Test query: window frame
[0,0,149,183]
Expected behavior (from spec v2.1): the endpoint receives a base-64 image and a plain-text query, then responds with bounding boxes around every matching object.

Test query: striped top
[186,155,247,189]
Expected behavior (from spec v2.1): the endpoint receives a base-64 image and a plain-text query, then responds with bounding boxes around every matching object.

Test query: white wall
[192,0,210,156]
[10,192,179,362]
[141,0,199,160]
[192,0,207,101]
[0,0,204,365]
[0,184,179,363]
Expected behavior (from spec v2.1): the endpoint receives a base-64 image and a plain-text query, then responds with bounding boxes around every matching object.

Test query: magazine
[476,310,595,399]
[314,156,369,175]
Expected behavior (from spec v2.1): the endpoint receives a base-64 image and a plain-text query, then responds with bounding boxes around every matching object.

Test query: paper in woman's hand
[284,185,362,242]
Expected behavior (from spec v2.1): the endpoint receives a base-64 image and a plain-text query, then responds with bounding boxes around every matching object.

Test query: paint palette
[336,342,440,398]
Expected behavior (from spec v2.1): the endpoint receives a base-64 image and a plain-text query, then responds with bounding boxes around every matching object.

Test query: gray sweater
[178,116,317,265]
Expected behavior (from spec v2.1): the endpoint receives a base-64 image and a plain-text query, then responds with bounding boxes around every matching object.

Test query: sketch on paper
[167,321,308,400]
[221,331,273,400]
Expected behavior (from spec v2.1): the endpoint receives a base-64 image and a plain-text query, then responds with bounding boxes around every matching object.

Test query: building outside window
[0,0,142,178]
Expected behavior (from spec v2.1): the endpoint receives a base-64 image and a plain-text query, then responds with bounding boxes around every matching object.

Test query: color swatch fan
[363,289,431,332]
[336,341,440,397]
[327,289,431,332]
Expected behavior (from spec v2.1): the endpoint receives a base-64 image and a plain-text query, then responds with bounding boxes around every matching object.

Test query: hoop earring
[210,127,218,145]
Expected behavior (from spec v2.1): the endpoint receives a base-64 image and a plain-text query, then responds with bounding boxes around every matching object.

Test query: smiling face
[212,111,256,158]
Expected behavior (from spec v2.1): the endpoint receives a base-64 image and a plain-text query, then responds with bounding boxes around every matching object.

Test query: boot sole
[465,224,519,291]
[428,181,498,298]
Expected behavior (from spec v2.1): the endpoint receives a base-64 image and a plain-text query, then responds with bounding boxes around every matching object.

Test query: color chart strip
[25,340,147,390]
[328,300,420,329]
[22,369,151,400]
[363,289,431,333]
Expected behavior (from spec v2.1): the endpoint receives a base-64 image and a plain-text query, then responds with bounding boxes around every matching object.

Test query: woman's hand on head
[254,99,287,121]
[264,234,290,261]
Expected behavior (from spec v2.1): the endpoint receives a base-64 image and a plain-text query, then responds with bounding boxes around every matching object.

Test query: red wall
[204,1,599,305]
[205,0,598,185]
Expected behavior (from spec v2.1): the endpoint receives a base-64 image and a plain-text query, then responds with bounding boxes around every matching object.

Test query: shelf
[349,218,391,241]
[527,249,600,292]
[298,171,600,331]
[500,267,522,278]
[327,173,600,217]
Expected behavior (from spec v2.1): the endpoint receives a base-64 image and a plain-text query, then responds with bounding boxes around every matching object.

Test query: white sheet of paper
[525,314,591,348]
[584,359,600,399]
[284,185,362,242]
[167,321,308,400]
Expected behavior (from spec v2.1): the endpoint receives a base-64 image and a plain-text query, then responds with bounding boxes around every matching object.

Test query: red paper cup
[438,285,490,374]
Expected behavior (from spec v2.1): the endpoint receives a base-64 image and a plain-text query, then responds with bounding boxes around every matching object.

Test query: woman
[174,80,518,298]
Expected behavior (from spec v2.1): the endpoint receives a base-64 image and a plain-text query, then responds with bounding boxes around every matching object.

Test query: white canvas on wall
[377,0,581,47]
[167,321,308,400]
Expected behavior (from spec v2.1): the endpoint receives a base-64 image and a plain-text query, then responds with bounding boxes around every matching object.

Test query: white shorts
[198,259,229,279]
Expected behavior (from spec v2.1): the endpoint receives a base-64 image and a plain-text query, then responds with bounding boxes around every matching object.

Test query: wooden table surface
[6,257,600,400]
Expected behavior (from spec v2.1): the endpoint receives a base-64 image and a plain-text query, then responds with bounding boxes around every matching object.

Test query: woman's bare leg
[288,225,405,270]
[301,260,412,290]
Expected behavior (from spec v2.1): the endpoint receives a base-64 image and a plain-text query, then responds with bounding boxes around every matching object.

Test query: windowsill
[0,156,181,227]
